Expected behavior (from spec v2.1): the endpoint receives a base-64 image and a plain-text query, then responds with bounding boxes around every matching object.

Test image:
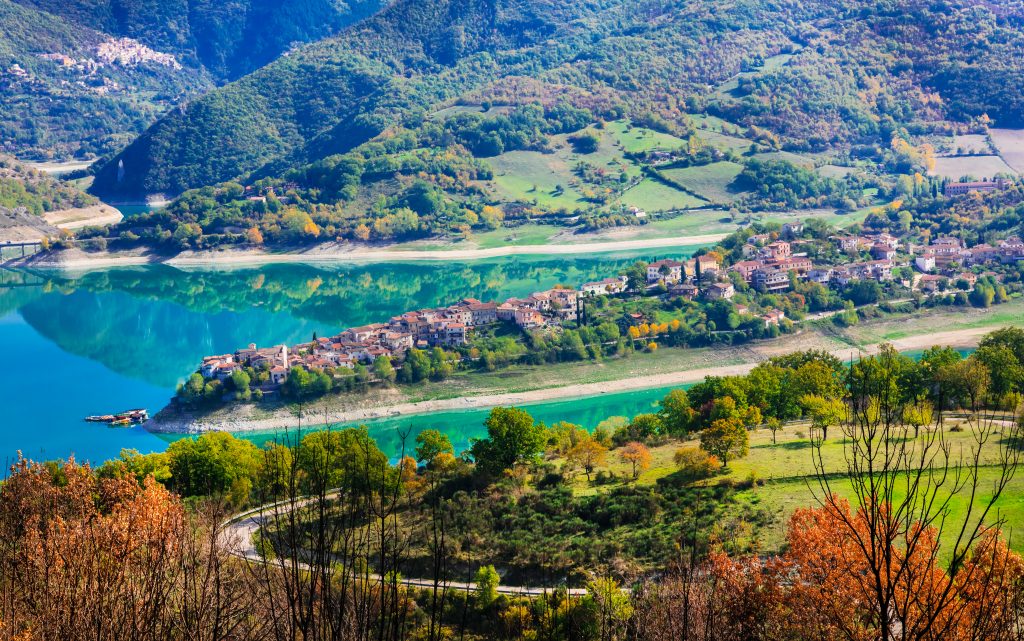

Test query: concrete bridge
[0,240,43,262]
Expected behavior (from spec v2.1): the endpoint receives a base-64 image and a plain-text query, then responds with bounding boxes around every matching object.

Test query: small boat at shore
[84,409,149,426]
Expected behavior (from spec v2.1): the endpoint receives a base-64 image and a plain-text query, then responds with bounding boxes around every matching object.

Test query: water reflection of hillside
[4,250,697,387]
[18,290,324,388]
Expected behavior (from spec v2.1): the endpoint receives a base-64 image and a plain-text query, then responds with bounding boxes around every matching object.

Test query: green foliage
[372,355,396,384]
[165,432,262,498]
[0,158,97,214]
[0,1,210,160]
[658,389,694,436]
[295,428,388,494]
[414,429,453,465]
[474,565,500,608]
[568,130,601,154]
[699,417,749,468]
[735,158,850,210]
[613,413,664,445]
[470,407,546,475]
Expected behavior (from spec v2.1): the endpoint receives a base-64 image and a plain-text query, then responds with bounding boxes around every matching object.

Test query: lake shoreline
[14,233,728,271]
[144,326,996,436]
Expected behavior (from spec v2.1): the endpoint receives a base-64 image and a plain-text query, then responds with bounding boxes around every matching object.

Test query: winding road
[220,495,588,597]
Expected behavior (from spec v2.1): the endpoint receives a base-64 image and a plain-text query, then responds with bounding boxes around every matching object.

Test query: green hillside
[1,0,384,160]
[11,0,386,80]
[92,0,1024,199]
[0,155,97,215]
[0,0,206,160]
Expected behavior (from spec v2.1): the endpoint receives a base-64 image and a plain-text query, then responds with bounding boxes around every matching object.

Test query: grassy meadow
[990,128,1024,174]
[562,415,1024,555]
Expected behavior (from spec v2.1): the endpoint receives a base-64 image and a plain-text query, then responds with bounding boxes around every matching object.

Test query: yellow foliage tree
[245,226,263,245]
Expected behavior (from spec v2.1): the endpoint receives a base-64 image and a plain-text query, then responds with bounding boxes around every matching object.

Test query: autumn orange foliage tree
[0,456,261,640]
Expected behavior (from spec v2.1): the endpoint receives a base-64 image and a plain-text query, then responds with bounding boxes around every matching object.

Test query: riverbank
[145,324,1000,435]
[17,233,726,271]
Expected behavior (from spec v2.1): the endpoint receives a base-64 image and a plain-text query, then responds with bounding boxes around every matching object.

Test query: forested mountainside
[90,0,1024,199]
[0,0,206,160]
[1,0,385,160]
[10,0,387,81]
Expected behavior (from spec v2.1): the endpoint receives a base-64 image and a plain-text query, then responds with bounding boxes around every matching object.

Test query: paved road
[220,495,588,597]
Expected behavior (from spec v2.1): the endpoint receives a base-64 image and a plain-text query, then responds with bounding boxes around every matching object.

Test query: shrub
[673,446,722,479]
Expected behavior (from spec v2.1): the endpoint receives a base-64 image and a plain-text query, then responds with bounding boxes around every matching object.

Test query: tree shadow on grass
[752,439,814,451]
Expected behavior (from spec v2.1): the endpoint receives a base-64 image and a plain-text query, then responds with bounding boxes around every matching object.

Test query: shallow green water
[0,248,701,464]
[205,384,682,460]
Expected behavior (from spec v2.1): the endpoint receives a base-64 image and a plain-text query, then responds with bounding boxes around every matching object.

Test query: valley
[5,1,1024,638]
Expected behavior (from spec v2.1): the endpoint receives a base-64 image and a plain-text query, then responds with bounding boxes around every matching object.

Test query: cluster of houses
[913,236,1024,293]
[913,236,1024,272]
[195,288,583,387]
[641,254,793,326]
[726,231,899,295]
[193,216,1024,390]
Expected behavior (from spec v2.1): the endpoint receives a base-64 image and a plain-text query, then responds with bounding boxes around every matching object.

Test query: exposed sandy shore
[21,233,727,271]
[146,326,999,435]
[0,204,123,243]
[43,204,123,230]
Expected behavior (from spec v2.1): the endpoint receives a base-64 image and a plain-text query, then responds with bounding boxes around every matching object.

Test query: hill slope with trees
[10,0,386,81]
[0,0,207,160]
[90,0,1024,199]
[1,0,385,160]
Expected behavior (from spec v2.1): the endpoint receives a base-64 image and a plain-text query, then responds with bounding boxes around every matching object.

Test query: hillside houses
[196,286,584,387]
[730,231,896,294]
[647,256,720,285]
[913,236,1024,272]
[647,259,684,284]
[582,276,628,296]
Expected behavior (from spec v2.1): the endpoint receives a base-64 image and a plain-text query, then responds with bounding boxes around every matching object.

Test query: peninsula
[153,208,1024,433]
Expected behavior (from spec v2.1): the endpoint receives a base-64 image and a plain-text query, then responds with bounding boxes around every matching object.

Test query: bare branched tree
[811,346,1024,641]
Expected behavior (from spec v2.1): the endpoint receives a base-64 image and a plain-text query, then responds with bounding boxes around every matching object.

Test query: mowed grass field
[565,417,1024,555]
[730,422,1024,554]
[487,119,729,213]
[603,119,688,154]
[695,130,753,153]
[619,179,708,211]
[990,128,1024,174]
[488,150,593,210]
[931,155,1018,180]
[661,161,746,204]
[486,119,682,210]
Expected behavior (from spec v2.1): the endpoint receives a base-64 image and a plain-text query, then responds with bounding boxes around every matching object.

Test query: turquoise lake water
[0,248,702,465]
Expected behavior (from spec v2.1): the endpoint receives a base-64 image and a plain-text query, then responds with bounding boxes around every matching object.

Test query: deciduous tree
[620,442,652,479]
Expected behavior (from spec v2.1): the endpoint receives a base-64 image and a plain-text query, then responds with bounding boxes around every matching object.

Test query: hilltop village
[184,195,1024,407]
